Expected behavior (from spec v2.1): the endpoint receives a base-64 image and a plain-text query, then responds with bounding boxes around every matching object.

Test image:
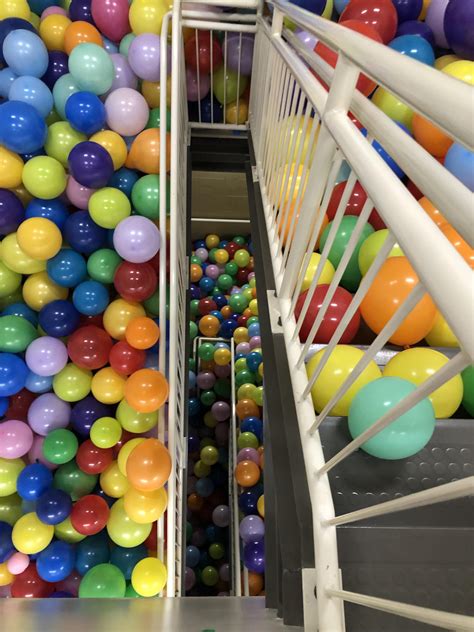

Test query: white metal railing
[249,3,473,631]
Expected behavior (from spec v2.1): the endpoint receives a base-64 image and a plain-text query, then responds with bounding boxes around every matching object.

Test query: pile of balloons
[0,0,174,599]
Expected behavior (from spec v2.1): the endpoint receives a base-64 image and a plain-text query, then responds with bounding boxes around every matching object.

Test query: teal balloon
[119,34,136,57]
[53,74,81,120]
[320,216,374,292]
[348,377,435,460]
[0,315,38,352]
[461,366,474,417]
[68,44,114,96]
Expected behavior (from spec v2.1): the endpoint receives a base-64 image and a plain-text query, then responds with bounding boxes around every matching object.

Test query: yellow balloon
[0,458,25,497]
[322,0,333,19]
[419,0,431,20]
[257,494,264,518]
[118,438,146,476]
[116,399,158,434]
[53,363,92,402]
[17,217,62,261]
[1,233,46,275]
[23,270,68,311]
[307,345,382,415]
[103,298,146,340]
[442,61,474,86]
[124,486,167,524]
[358,229,404,276]
[22,156,67,200]
[91,367,126,404]
[90,416,122,449]
[425,311,459,348]
[39,14,71,51]
[0,0,30,19]
[371,87,414,131]
[45,121,87,167]
[131,557,167,597]
[54,516,86,543]
[12,512,54,554]
[100,461,129,498]
[0,146,24,188]
[141,77,172,110]
[278,117,319,164]
[129,0,169,35]
[383,348,463,418]
[0,493,23,526]
[435,54,460,71]
[90,130,128,171]
[225,100,248,125]
[107,497,152,547]
[301,252,335,292]
[0,562,13,587]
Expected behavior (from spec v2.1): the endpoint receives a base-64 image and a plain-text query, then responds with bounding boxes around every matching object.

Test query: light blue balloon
[3,29,49,79]
[68,43,114,96]
[25,371,54,394]
[52,73,81,120]
[348,376,435,460]
[8,76,54,119]
[335,160,351,184]
[388,34,435,66]
[0,68,17,99]
[445,143,474,192]
[103,37,119,54]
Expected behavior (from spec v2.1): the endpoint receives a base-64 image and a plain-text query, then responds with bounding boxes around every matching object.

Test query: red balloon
[236,268,251,284]
[295,285,360,343]
[109,341,146,376]
[114,261,157,302]
[91,0,130,43]
[198,298,217,316]
[314,20,382,96]
[11,563,54,598]
[225,241,239,257]
[326,181,385,230]
[67,325,113,370]
[76,439,114,475]
[340,0,398,44]
[184,31,223,75]
[70,495,110,536]
[144,522,158,550]
[237,314,249,327]
[5,389,37,421]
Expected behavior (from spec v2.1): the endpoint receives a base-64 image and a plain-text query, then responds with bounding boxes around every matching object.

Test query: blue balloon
[108,167,140,198]
[212,294,227,309]
[396,20,435,46]
[47,249,88,288]
[205,524,224,543]
[247,322,260,337]
[388,34,435,65]
[290,0,325,14]
[198,551,212,569]
[188,397,201,417]
[0,397,8,416]
[38,300,80,338]
[0,100,47,154]
[72,280,109,316]
[196,477,214,498]
[3,29,48,78]
[239,489,259,515]
[391,0,422,23]
[70,396,113,437]
[36,489,72,525]
[25,197,69,230]
[0,68,17,99]
[219,319,238,338]
[8,76,53,118]
[75,532,110,575]
[37,540,75,583]
[243,540,265,573]
[188,371,196,389]
[186,545,200,568]
[0,353,28,396]
[110,545,148,580]
[17,463,53,501]
[0,18,37,66]
[0,521,14,563]
[361,124,410,179]
[102,37,119,54]
[50,591,73,597]
[246,351,262,372]
[25,371,53,393]
[28,0,61,13]
[64,210,108,255]
[241,416,263,441]
[65,91,106,136]
[188,95,223,124]
[2,302,38,326]
[199,277,214,294]
[445,143,474,192]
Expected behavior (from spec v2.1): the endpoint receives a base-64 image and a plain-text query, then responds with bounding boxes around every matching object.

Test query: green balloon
[233,235,246,245]
[43,429,79,465]
[217,274,233,291]
[45,121,86,167]
[190,299,200,317]
[201,565,219,586]
[147,108,171,132]
[79,563,126,598]
[131,174,170,220]
[247,316,259,327]
[200,389,216,407]
[125,583,143,598]
[238,431,259,450]
[144,287,169,319]
[213,67,248,105]
[87,249,122,284]
[53,73,80,120]
[198,342,215,361]
[461,366,474,417]
[190,255,201,265]
[225,261,238,276]
[228,293,249,314]
[54,460,98,501]
[0,315,38,353]
[119,33,135,57]
[0,262,22,299]
[235,370,256,387]
[320,216,374,292]
[214,378,231,399]
[189,357,196,373]
[189,321,198,341]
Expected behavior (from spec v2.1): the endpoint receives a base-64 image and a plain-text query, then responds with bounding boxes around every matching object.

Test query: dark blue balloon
[188,431,200,452]
[70,396,113,437]
[212,294,227,308]
[37,540,75,582]
[0,397,8,416]
[17,463,53,501]
[194,240,206,249]
[361,124,410,179]
[188,95,223,124]
[69,0,95,24]
[190,284,200,300]
[290,0,325,14]
[20,148,46,162]
[243,540,265,573]
[188,397,201,417]
[0,18,37,65]
[41,51,69,89]
[68,141,114,189]
[239,489,259,515]
[219,319,238,338]
[92,486,115,507]
[110,545,148,580]
[64,210,107,255]
[50,591,73,597]
[65,91,106,136]
[47,249,88,288]
[75,532,110,575]
[198,551,212,569]
[2,302,38,326]
[444,0,474,61]
[196,477,214,498]
[108,168,140,198]
[25,197,69,230]
[395,20,435,46]
[205,524,224,543]
[0,353,29,396]
[38,300,80,337]
[0,521,14,563]
[199,277,215,294]
[29,0,61,15]
[0,100,47,154]
[241,417,263,441]
[72,280,109,316]
[36,489,72,525]
[0,189,24,235]
[391,0,422,23]
[186,545,200,568]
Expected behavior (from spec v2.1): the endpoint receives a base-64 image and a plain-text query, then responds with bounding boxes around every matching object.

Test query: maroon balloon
[112,429,134,457]
[109,341,146,376]
[114,261,157,302]
[5,389,37,421]
[76,439,113,474]
[295,285,360,344]
[326,181,385,230]
[91,0,130,42]
[70,495,110,536]
[198,298,217,316]
[184,31,223,74]
[11,563,54,598]
[340,0,398,44]
[67,325,113,370]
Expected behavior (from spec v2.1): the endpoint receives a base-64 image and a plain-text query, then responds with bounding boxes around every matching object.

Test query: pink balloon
[186,67,210,102]
[0,420,34,458]
[41,7,67,19]
[66,176,96,210]
[28,435,57,470]
[105,87,149,136]
[91,0,130,43]
[7,553,30,575]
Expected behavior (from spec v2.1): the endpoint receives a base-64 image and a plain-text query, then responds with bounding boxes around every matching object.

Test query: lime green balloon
[131,175,170,220]
[0,262,22,299]
[0,315,38,353]
[201,565,218,586]
[89,188,131,229]
[461,366,474,416]
[0,457,25,497]
[213,67,248,105]
[52,74,81,120]
[53,363,92,402]
[90,416,122,448]
[79,563,126,598]
[119,33,136,57]
[252,385,264,407]
[43,429,79,465]
[55,516,86,543]
[45,122,87,167]
[116,399,158,434]
[87,248,122,284]
[147,108,171,132]
[69,44,114,96]
[54,460,97,501]
[358,229,404,276]
[209,542,225,560]
[238,431,259,450]
[0,493,23,525]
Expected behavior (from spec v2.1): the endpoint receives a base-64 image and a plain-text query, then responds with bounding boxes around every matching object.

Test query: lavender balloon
[25,337,68,377]
[295,29,319,50]
[196,371,216,390]
[105,87,149,137]
[108,54,138,93]
[113,216,160,263]
[225,34,254,76]
[128,34,171,82]
[249,336,261,350]
[239,515,265,543]
[211,400,230,422]
[27,393,71,436]
[236,342,250,355]
[186,67,210,102]
[237,447,259,465]
[212,504,230,528]
[214,364,231,379]
[425,0,450,48]
[0,420,33,458]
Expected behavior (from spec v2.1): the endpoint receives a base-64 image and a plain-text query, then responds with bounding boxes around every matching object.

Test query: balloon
[388,34,435,65]
[72,280,109,316]
[125,317,160,350]
[36,489,72,525]
[75,440,113,475]
[109,167,140,197]
[0,101,47,155]
[128,34,168,82]
[185,32,222,75]
[0,19,36,64]
[68,141,114,189]
[103,298,145,340]
[224,34,253,76]
[371,88,414,131]
[300,253,335,293]
[444,143,474,192]
[126,128,170,175]
[42,429,79,465]
[46,249,87,289]
[0,353,29,397]
[12,512,54,554]
[124,486,167,524]
[129,0,169,35]
[131,557,167,597]
[64,210,107,255]
[69,43,114,95]
[340,0,398,43]
[67,325,112,371]
[307,345,382,415]
[106,497,151,547]
[42,50,69,89]
[65,91,106,135]
[107,53,138,94]
[3,29,49,78]
[89,416,122,449]
[54,515,86,543]
[109,544,146,581]
[0,315,37,353]
[88,187,131,230]
[37,540,75,582]
[109,342,146,377]
[115,400,156,435]
[11,563,54,598]
[75,531,110,575]
[391,0,423,23]
[0,421,33,459]
[0,521,14,563]
[100,461,129,498]
[243,540,264,574]
[16,463,52,501]
[425,311,458,348]
[113,216,160,263]
[22,270,68,311]
[0,456,25,497]
[91,0,130,43]
[396,19,435,45]
[104,87,149,137]
[124,369,169,413]
[412,113,452,158]
[425,0,449,48]
[235,460,260,487]
[0,189,24,236]
[213,67,247,105]
[90,130,128,170]
[0,147,24,189]
[239,515,265,543]
[86,250,121,286]
[444,0,474,60]
[22,156,67,199]
[360,257,436,345]
[54,459,97,501]
[126,438,171,492]
[17,217,62,261]
[27,393,70,437]
[0,493,23,526]
[52,73,80,119]
[70,494,109,536]
[7,551,29,575]
[8,76,53,119]
[358,229,404,276]
[113,262,157,303]
[38,299,80,337]
[53,363,92,402]
[69,1,94,24]
[79,562,125,597]
[91,367,126,405]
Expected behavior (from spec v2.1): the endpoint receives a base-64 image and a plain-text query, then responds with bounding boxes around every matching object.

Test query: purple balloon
[27,393,71,436]
[196,371,216,390]
[249,336,261,350]
[113,216,161,263]
[69,0,95,24]
[66,176,96,210]
[107,53,138,93]
[28,435,57,470]
[444,0,474,61]
[68,141,115,190]
[225,34,254,76]
[425,0,450,48]
[215,422,229,446]
[25,337,68,377]
[396,20,435,46]
[237,447,259,465]
[70,395,113,437]
[0,189,24,235]
[128,34,170,82]
[41,51,69,89]
[239,515,265,543]
[185,566,196,591]
[236,342,250,355]
[243,540,265,573]
[0,420,33,458]
[212,504,229,528]
[295,29,319,50]
[186,67,209,102]
[205,264,219,280]
[211,400,230,422]
[214,364,231,379]
[391,0,422,23]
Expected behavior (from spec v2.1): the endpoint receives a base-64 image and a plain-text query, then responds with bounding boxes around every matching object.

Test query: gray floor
[0,596,301,632]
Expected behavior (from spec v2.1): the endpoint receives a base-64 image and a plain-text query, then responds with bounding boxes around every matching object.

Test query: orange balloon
[442,224,474,268]
[360,257,436,346]
[412,114,453,158]
[125,129,170,174]
[200,360,215,371]
[190,264,202,282]
[220,305,232,319]
[126,438,171,492]
[187,493,204,512]
[124,369,169,413]
[236,398,260,420]
[418,197,447,229]
[235,460,260,487]
[278,202,328,249]
[63,20,103,55]
[198,315,220,337]
[245,571,264,596]
[125,317,160,350]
